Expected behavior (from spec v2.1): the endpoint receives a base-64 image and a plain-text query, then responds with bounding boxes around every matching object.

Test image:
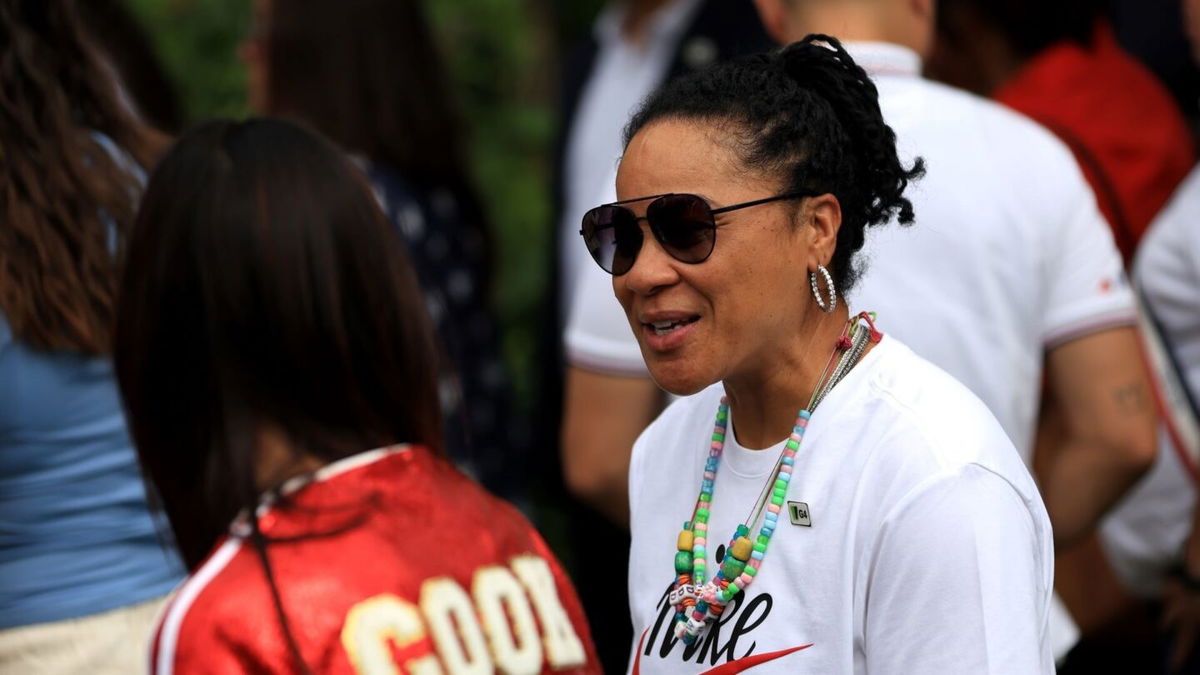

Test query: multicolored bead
[668,396,814,645]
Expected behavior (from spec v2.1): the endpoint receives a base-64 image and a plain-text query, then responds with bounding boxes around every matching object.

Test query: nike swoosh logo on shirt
[631,628,812,674]
[697,645,813,674]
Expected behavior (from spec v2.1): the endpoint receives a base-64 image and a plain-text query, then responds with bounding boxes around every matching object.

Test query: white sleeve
[1134,166,1200,347]
[563,262,648,375]
[863,465,1054,674]
[562,168,650,376]
[1041,184,1137,346]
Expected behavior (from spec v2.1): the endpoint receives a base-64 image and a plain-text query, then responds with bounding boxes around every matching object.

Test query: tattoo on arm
[1113,382,1151,414]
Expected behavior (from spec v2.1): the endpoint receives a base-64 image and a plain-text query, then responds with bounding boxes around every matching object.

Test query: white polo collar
[842,41,922,79]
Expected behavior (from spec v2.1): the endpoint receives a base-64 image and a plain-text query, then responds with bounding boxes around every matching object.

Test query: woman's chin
[646,362,715,398]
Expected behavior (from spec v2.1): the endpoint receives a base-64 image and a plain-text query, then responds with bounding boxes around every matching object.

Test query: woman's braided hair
[623,34,924,292]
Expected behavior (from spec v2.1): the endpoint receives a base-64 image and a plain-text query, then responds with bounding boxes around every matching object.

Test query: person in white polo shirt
[562,0,1159,663]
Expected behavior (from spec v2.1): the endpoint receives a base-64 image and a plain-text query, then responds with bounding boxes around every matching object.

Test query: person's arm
[560,366,662,527]
[560,195,663,526]
[1037,326,1158,548]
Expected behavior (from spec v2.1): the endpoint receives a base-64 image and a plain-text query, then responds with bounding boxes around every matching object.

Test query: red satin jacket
[148,446,600,674]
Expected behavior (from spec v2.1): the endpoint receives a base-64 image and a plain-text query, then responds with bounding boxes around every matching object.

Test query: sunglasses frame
[580,191,816,275]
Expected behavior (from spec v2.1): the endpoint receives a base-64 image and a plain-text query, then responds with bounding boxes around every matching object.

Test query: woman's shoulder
[149,536,268,671]
[362,162,486,288]
[864,337,993,410]
[850,337,1031,477]
[292,445,534,536]
[157,449,558,668]
[364,162,461,226]
[826,337,1046,533]
[363,161,419,203]
[158,444,590,667]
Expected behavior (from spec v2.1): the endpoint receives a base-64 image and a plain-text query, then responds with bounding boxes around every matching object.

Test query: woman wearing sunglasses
[581,36,1054,673]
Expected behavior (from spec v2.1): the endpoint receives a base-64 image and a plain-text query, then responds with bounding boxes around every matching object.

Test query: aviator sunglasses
[580,191,815,275]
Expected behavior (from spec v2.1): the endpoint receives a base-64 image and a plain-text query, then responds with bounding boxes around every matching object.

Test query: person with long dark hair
[0,0,182,671]
[237,0,526,503]
[117,118,598,674]
[578,36,1054,671]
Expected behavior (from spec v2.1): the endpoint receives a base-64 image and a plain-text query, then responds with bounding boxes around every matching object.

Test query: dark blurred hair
[114,118,443,573]
[79,0,183,133]
[938,0,1107,58]
[257,0,494,279]
[624,35,924,292]
[260,0,464,184]
[0,0,162,354]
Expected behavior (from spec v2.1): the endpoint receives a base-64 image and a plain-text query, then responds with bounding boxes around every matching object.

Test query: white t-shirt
[1099,164,1200,597]
[627,337,1054,673]
[564,42,1136,463]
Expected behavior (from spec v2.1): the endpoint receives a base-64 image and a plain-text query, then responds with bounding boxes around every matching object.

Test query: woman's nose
[621,225,679,297]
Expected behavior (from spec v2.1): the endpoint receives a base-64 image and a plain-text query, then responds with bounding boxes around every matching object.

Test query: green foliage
[425,0,557,408]
[127,0,250,121]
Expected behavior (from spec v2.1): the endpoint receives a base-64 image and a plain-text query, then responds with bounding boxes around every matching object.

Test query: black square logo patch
[788,501,812,527]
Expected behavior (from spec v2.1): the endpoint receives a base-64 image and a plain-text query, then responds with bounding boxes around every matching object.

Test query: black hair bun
[779,33,924,231]
[779,34,874,96]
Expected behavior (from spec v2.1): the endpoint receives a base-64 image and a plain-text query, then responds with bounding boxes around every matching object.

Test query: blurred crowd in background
[4,0,1200,672]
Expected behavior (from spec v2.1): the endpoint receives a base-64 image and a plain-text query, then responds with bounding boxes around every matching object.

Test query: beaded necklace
[667,311,881,644]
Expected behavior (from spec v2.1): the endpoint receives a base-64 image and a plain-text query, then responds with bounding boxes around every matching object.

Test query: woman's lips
[640,316,699,352]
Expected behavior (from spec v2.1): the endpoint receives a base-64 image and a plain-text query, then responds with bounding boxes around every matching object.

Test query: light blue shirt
[0,314,183,628]
[0,134,182,628]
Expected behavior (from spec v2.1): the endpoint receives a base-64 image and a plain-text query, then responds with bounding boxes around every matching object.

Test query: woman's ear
[804,193,842,268]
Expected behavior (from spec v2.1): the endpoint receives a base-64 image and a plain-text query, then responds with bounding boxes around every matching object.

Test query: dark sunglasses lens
[649,195,716,263]
[582,206,641,275]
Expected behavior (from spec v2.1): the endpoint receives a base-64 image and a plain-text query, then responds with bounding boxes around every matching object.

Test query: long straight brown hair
[0,0,162,354]
[257,0,495,280]
[261,0,467,187]
[114,119,444,572]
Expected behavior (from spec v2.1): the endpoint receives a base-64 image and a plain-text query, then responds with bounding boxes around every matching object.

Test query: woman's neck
[722,306,853,449]
[255,424,323,492]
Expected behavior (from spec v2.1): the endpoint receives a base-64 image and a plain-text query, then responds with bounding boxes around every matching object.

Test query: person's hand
[1162,570,1200,673]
